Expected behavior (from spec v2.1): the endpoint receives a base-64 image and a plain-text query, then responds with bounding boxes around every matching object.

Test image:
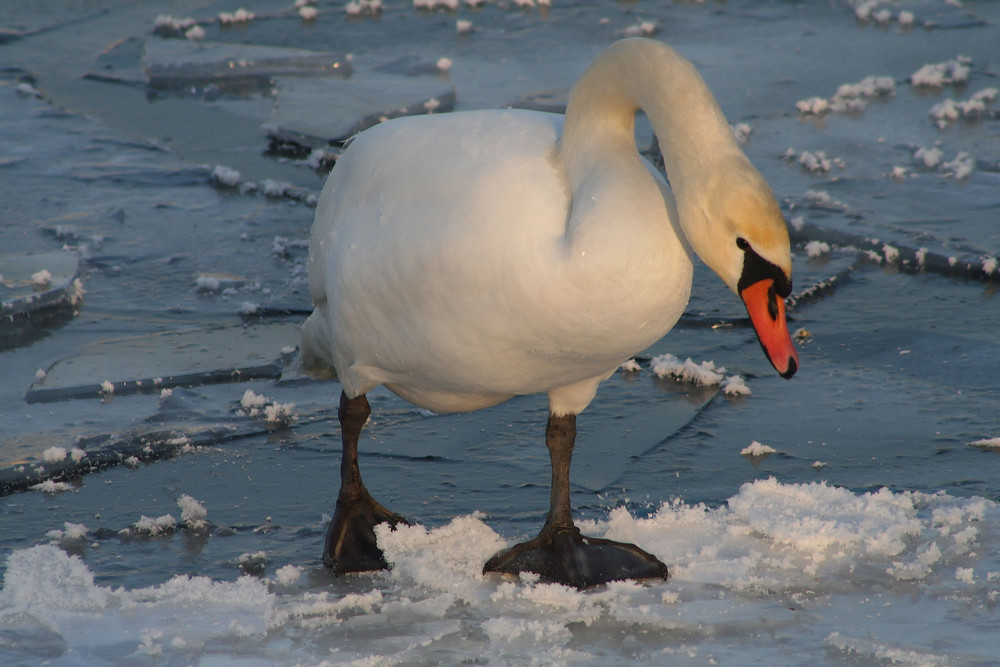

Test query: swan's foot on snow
[323,487,409,575]
[483,525,668,589]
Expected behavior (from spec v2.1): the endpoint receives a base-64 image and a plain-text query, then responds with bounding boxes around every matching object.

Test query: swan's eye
[736,237,750,250]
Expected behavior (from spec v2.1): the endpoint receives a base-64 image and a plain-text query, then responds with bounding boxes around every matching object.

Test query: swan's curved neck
[559,39,741,196]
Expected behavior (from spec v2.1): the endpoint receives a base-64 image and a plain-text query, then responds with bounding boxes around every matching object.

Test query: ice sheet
[2,0,999,664]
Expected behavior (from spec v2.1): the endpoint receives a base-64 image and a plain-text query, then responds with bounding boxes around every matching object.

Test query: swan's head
[683,158,799,378]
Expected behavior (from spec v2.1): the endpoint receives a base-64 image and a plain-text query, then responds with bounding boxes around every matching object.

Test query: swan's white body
[303,38,795,417]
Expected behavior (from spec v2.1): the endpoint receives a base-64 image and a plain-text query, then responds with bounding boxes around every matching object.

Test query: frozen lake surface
[2,0,999,664]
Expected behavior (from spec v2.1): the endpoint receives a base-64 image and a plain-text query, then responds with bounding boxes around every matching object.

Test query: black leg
[483,412,669,589]
[323,391,409,575]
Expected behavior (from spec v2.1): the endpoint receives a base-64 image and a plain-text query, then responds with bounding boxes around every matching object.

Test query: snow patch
[740,441,776,457]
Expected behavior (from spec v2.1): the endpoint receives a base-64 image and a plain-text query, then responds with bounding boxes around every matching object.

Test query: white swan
[302,38,798,588]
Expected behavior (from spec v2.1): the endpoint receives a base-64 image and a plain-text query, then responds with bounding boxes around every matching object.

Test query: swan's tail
[299,309,338,379]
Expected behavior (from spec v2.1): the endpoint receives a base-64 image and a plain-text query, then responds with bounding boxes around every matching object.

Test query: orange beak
[740,278,798,379]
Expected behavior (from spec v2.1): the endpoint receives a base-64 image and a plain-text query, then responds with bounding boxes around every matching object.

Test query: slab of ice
[266,72,456,144]
[0,251,83,349]
[141,38,350,89]
[26,322,300,402]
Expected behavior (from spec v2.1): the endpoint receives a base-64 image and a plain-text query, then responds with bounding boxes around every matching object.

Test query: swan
[301,38,798,589]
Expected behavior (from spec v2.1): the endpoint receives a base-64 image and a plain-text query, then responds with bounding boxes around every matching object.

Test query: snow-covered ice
[3,480,998,664]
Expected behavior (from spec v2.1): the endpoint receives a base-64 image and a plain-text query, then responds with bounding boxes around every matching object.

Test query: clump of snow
[30,479,73,494]
[941,152,974,180]
[796,75,894,115]
[299,5,318,20]
[721,375,751,397]
[910,56,971,88]
[804,189,843,208]
[128,514,177,537]
[618,359,641,373]
[436,57,453,72]
[970,437,1000,449]
[178,494,208,531]
[240,389,269,411]
[153,15,197,37]
[264,402,296,425]
[955,567,975,584]
[913,146,943,169]
[812,460,829,470]
[456,19,473,34]
[195,274,221,292]
[30,269,52,287]
[929,89,997,128]
[238,389,296,426]
[34,368,47,381]
[274,564,302,586]
[15,82,41,97]
[730,122,752,145]
[46,522,89,542]
[871,8,891,24]
[741,441,776,457]
[185,25,205,40]
[262,179,292,198]
[42,446,67,463]
[650,353,724,385]
[211,165,241,187]
[70,447,87,462]
[792,150,844,173]
[303,147,338,170]
[619,21,659,38]
[377,513,506,603]
[68,278,86,306]
[219,8,255,25]
[239,301,259,316]
[982,257,999,276]
[898,10,915,27]
[929,99,960,128]
[805,240,831,257]
[238,551,269,576]
[100,380,115,395]
[795,97,829,115]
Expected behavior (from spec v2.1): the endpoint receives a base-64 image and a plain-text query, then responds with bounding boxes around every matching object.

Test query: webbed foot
[323,488,409,575]
[483,525,668,589]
